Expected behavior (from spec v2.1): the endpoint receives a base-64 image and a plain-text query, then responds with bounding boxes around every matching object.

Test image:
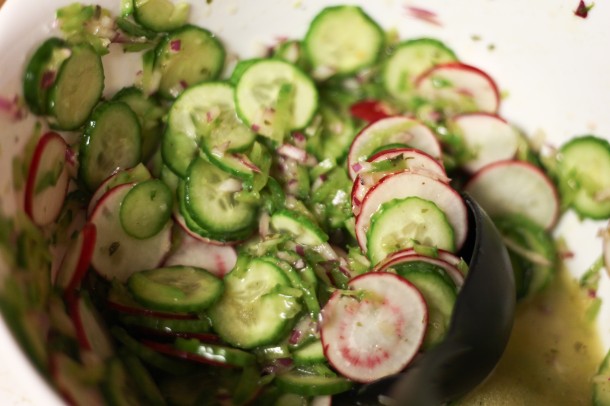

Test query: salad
[0,0,609,405]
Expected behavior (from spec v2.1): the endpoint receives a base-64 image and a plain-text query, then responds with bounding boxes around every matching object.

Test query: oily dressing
[458,267,604,405]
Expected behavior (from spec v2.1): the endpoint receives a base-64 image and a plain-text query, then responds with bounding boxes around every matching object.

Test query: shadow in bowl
[335,193,516,405]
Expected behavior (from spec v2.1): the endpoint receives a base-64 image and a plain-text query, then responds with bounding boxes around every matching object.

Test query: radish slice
[55,223,97,297]
[70,294,115,360]
[163,228,237,278]
[415,62,500,113]
[24,131,70,226]
[449,113,521,173]
[351,148,448,215]
[89,183,172,282]
[373,249,465,289]
[347,116,442,179]
[356,171,468,253]
[320,272,427,383]
[464,160,560,230]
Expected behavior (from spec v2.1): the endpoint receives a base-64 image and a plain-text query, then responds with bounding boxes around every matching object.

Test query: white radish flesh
[449,113,521,173]
[415,62,500,113]
[163,228,237,278]
[348,116,442,179]
[24,131,70,226]
[464,160,560,230]
[321,272,428,383]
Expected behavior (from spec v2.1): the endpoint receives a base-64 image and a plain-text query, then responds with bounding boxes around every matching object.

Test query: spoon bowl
[337,194,516,405]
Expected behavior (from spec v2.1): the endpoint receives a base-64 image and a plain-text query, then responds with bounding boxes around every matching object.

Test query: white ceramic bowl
[0,0,609,404]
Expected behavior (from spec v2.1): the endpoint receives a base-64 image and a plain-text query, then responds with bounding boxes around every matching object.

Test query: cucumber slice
[118,313,212,335]
[155,25,225,99]
[88,163,152,216]
[270,209,328,246]
[163,81,255,177]
[185,157,257,237]
[133,0,190,32]
[102,358,143,406]
[127,266,224,313]
[274,370,353,397]
[48,44,104,130]
[393,263,457,348]
[382,38,457,102]
[208,257,302,349]
[304,5,384,79]
[292,340,325,365]
[367,196,456,265]
[113,86,164,162]
[120,179,173,239]
[493,214,557,298]
[557,135,610,219]
[594,349,610,405]
[79,101,142,191]
[235,58,318,142]
[173,337,256,368]
[22,37,71,115]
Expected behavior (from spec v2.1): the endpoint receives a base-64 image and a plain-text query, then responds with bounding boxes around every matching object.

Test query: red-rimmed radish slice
[351,148,448,215]
[55,222,96,297]
[163,228,237,278]
[349,99,394,123]
[89,183,172,282]
[347,116,442,179]
[377,248,465,275]
[70,294,114,360]
[356,171,468,253]
[464,160,560,230]
[320,272,427,383]
[373,249,465,289]
[448,113,521,173]
[50,353,106,406]
[87,163,152,216]
[24,131,70,226]
[415,62,500,113]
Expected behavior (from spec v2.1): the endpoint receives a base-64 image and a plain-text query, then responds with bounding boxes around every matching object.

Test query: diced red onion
[41,70,56,89]
[277,144,308,163]
[295,245,305,257]
[251,123,260,132]
[170,39,182,52]
[234,153,261,173]
[405,5,442,26]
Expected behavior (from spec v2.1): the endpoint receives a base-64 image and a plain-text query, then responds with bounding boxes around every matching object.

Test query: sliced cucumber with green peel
[304,5,384,79]
[209,257,302,349]
[185,157,257,237]
[383,38,458,102]
[270,209,328,246]
[557,135,610,219]
[594,349,610,405]
[163,81,255,177]
[155,25,224,99]
[393,263,457,348]
[118,313,212,334]
[113,86,164,162]
[367,196,455,265]
[133,0,190,32]
[48,43,104,130]
[274,370,353,396]
[120,179,173,239]
[127,266,223,313]
[173,337,256,368]
[79,101,142,191]
[234,58,318,142]
[23,37,71,116]
[292,340,325,365]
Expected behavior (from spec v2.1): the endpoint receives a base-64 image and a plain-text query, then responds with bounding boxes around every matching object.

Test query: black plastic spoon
[334,194,516,405]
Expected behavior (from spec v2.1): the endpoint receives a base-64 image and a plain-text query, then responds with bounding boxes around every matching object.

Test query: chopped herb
[109,241,120,256]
